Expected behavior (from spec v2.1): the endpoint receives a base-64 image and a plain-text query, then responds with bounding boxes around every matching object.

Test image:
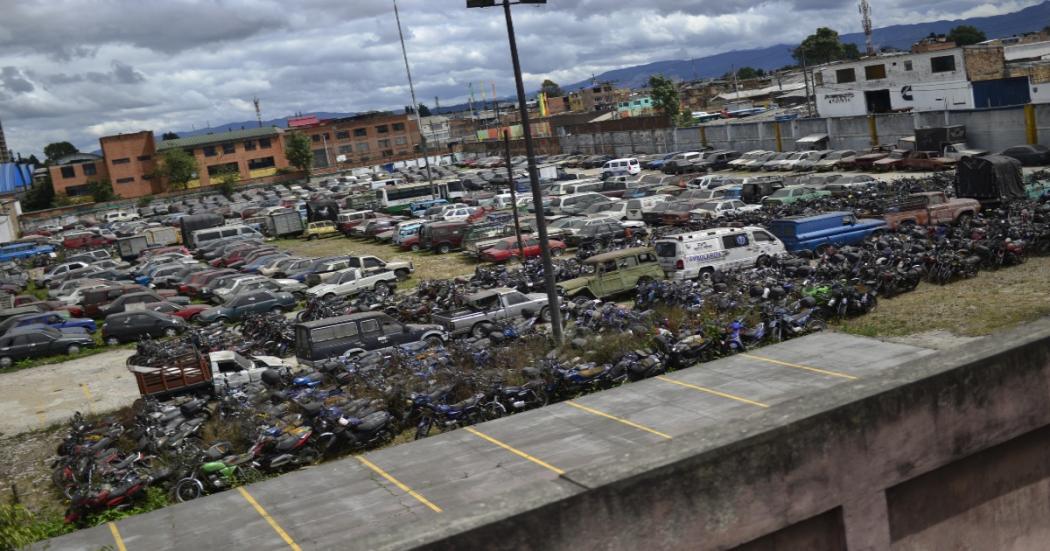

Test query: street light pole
[499,0,563,344]
[502,129,526,259]
[392,0,436,196]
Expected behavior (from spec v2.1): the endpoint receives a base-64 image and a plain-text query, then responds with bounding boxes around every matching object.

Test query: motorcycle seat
[356,411,391,432]
[576,365,606,378]
[276,435,301,452]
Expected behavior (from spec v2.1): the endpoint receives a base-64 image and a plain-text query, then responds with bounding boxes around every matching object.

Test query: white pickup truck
[210,351,291,391]
[941,142,988,161]
[305,267,398,300]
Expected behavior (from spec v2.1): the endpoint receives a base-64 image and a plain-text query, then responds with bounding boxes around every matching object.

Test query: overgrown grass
[0,503,72,551]
[833,256,1050,338]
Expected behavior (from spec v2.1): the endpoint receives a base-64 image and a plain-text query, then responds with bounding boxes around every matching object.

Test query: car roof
[583,247,654,264]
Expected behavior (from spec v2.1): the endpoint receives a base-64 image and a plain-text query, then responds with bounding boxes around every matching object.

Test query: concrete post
[868,115,879,147]
[757,123,765,150]
[699,126,708,148]
[1026,104,1038,145]
[842,491,891,551]
[773,122,783,152]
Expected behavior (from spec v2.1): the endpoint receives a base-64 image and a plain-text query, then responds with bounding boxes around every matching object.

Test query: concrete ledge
[395,319,1050,550]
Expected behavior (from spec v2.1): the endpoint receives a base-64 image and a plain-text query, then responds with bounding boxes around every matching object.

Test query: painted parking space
[41,333,932,550]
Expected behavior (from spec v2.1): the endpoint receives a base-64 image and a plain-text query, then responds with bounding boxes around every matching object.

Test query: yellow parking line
[565,401,672,440]
[107,522,127,551]
[655,376,770,408]
[237,487,302,551]
[740,353,858,380]
[464,427,565,475]
[355,455,443,513]
[79,383,95,415]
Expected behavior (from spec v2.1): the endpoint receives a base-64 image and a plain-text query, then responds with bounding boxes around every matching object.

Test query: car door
[249,292,277,314]
[24,333,54,358]
[380,316,417,347]
[357,318,386,350]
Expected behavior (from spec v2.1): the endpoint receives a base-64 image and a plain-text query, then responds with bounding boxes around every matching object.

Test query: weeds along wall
[559,104,1050,155]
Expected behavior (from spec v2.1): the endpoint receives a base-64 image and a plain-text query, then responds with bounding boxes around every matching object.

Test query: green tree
[157,148,197,191]
[285,132,313,174]
[947,25,987,46]
[161,132,180,141]
[648,75,682,123]
[217,168,239,198]
[734,67,765,80]
[88,179,117,202]
[417,103,432,116]
[541,78,564,97]
[22,175,55,211]
[793,27,860,65]
[43,142,78,164]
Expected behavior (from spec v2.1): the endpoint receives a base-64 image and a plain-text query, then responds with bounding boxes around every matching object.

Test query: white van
[102,210,139,223]
[653,226,785,280]
[601,158,641,178]
[625,194,672,221]
[547,179,602,196]
[191,225,263,248]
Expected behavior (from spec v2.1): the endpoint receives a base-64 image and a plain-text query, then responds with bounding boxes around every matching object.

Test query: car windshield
[769,188,792,197]
[491,241,510,250]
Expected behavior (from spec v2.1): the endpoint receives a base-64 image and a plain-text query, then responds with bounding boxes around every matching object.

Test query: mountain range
[168,1,1049,135]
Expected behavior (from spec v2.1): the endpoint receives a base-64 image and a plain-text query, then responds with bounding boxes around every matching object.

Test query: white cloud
[0,0,1044,155]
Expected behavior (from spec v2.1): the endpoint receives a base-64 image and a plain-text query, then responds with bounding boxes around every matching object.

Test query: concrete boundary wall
[560,104,1050,156]
[391,318,1050,550]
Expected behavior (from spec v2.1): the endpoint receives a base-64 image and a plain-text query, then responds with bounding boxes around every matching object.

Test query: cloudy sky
[0,0,1038,157]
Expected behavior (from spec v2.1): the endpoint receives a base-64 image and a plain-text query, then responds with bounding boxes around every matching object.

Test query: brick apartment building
[288,112,422,169]
[49,126,287,198]
[156,126,287,187]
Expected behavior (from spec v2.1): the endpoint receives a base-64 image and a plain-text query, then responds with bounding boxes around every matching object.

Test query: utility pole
[801,50,813,117]
[502,129,526,259]
[392,0,436,195]
[468,0,563,344]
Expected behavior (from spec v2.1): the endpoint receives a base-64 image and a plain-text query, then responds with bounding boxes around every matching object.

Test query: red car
[479,236,566,263]
[144,301,209,322]
[398,234,422,252]
[62,231,113,249]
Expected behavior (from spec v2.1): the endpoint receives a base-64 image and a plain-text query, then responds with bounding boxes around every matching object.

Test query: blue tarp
[0,163,33,193]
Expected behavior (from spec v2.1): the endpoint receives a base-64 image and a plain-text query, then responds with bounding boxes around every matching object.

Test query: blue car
[0,312,97,335]
[0,242,55,262]
[768,211,886,253]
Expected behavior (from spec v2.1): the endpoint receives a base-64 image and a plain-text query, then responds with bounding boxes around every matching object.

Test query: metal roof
[0,163,33,194]
[157,126,282,151]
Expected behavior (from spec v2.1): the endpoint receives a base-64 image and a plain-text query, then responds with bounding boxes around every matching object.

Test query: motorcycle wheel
[481,401,507,422]
[806,319,827,332]
[414,418,433,440]
[173,478,205,503]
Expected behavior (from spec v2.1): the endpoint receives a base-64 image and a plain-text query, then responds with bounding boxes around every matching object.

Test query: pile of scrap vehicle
[23,143,1050,525]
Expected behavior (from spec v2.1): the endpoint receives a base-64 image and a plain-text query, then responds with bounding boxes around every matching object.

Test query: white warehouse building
[814,40,1050,118]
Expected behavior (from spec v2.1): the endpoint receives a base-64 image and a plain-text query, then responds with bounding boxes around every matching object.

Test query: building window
[835,68,856,84]
[356,143,369,152]
[335,130,350,140]
[392,122,405,132]
[206,162,239,176]
[66,184,91,197]
[222,143,235,154]
[904,60,913,71]
[814,72,824,86]
[203,146,217,157]
[376,125,389,134]
[116,177,135,184]
[82,164,97,176]
[360,156,370,163]
[354,128,367,137]
[137,155,152,161]
[258,138,271,149]
[60,166,75,179]
[382,149,394,158]
[112,157,130,165]
[377,139,391,148]
[338,145,353,154]
[244,140,256,151]
[311,134,321,143]
[864,64,886,80]
[394,136,408,146]
[248,157,275,170]
[931,55,956,73]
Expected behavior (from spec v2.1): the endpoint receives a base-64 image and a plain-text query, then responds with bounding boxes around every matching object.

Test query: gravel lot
[0,348,137,438]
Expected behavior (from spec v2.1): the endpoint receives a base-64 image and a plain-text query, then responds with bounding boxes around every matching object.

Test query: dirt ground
[274,236,479,287]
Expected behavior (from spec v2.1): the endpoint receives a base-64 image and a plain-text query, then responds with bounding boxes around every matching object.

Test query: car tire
[324,293,337,301]
[66,344,81,355]
[437,243,451,254]
[163,327,178,338]
[551,247,563,257]
[271,307,284,315]
[410,244,420,252]
[395,269,410,281]
[425,335,443,349]
[216,316,230,324]
[106,337,120,346]
[0,357,11,368]
[539,307,552,323]
[755,255,771,268]
[472,323,493,339]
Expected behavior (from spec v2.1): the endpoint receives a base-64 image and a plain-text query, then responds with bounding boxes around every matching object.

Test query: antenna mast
[859,0,874,56]
[252,97,262,127]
